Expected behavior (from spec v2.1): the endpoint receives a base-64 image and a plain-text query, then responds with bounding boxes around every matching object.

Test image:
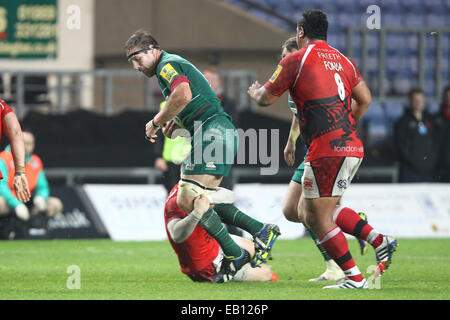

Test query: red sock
[334,206,383,248]
[319,227,364,282]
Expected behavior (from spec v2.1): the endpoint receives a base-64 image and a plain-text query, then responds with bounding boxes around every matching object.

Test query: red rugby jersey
[164,185,219,276]
[264,41,364,162]
[0,99,14,135]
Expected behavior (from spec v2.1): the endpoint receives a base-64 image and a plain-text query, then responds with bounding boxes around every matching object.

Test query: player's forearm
[351,99,370,121]
[351,81,372,121]
[153,84,192,126]
[288,115,300,144]
[167,213,200,243]
[3,113,26,170]
[252,87,272,107]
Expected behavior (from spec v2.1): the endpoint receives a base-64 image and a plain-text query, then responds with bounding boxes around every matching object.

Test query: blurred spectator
[434,85,450,182]
[203,67,239,127]
[394,89,438,182]
[153,101,191,194]
[0,129,63,238]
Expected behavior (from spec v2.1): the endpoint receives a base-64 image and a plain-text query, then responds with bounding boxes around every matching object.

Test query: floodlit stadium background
[0,0,449,241]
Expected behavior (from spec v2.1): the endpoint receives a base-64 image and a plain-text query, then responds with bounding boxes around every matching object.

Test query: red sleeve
[164,197,187,224]
[264,53,301,97]
[0,100,14,119]
[170,75,191,92]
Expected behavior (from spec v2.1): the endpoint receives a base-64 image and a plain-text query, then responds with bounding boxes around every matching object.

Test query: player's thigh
[177,173,223,211]
[282,180,302,223]
[182,115,238,178]
[302,156,362,199]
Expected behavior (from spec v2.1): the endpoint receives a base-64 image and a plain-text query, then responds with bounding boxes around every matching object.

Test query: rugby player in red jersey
[164,184,277,283]
[248,10,397,289]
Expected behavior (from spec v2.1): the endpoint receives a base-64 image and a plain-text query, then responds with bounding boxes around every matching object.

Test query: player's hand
[247,81,262,99]
[193,195,210,218]
[284,141,296,166]
[145,120,160,143]
[14,174,31,203]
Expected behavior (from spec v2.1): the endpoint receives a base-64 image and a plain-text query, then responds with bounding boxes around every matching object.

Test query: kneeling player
[164,184,278,283]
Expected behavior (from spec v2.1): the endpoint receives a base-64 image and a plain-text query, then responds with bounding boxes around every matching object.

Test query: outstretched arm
[248,81,279,107]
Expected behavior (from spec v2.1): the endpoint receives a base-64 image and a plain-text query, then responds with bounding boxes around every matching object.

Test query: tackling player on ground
[280,37,369,282]
[164,184,278,283]
[248,10,398,289]
[125,30,280,282]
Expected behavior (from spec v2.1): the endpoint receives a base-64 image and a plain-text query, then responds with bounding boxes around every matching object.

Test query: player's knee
[298,210,307,226]
[304,210,319,229]
[46,197,63,217]
[282,203,299,223]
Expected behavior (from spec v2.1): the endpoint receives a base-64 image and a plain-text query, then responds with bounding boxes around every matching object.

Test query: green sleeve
[0,160,21,209]
[34,170,50,199]
[158,61,186,90]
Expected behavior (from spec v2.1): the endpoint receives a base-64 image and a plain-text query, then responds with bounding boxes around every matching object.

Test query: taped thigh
[178,178,217,198]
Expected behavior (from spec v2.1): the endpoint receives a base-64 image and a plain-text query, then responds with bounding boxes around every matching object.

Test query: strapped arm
[167,211,201,244]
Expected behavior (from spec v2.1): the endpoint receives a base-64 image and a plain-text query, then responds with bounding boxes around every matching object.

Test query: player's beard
[142,66,155,77]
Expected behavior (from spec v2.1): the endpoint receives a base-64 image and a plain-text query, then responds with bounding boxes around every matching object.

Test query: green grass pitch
[0,238,448,300]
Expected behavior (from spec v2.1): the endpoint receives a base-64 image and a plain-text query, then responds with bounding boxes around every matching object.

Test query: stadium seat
[402,0,425,13]
[391,73,412,96]
[366,119,389,146]
[364,101,385,120]
[425,13,447,27]
[427,101,440,114]
[384,101,405,121]
[404,13,425,27]
[383,13,404,27]
[424,0,444,13]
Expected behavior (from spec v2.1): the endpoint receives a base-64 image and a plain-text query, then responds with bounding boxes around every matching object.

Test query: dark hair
[124,29,160,51]
[408,88,424,101]
[297,9,328,41]
[282,37,298,53]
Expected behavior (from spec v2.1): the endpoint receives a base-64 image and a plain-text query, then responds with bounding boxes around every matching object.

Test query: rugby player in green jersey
[125,30,280,283]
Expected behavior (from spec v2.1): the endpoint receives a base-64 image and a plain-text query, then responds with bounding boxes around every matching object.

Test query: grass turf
[0,238,448,300]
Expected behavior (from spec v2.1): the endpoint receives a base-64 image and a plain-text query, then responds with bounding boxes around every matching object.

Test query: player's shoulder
[280,49,304,65]
[159,51,189,69]
[164,186,187,221]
